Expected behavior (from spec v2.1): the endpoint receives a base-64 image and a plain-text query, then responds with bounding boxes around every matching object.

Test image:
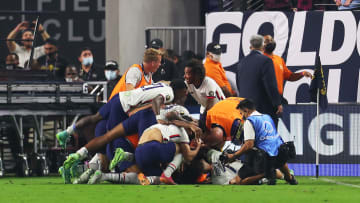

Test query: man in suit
[236,34,282,127]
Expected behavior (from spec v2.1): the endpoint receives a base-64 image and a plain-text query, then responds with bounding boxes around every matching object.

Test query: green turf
[0,176,359,202]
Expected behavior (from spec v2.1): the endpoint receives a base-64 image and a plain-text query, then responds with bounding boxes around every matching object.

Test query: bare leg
[239,173,264,185]
[75,112,103,133]
[279,163,292,181]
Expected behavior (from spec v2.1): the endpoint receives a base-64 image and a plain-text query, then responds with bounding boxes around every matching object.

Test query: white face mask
[65,78,73,82]
[105,70,118,81]
[210,53,221,62]
[82,56,93,66]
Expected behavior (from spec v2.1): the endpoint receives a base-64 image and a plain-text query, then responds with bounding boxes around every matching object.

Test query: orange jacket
[206,97,244,141]
[108,64,152,100]
[108,64,151,149]
[204,58,234,95]
[264,53,292,95]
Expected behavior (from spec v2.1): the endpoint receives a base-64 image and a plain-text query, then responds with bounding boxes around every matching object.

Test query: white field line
[311,177,360,189]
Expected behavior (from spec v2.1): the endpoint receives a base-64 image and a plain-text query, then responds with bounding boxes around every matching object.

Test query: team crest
[166,95,171,101]
[209,91,215,97]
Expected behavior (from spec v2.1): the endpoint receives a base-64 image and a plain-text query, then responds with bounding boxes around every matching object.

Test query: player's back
[148,124,190,144]
[119,83,174,113]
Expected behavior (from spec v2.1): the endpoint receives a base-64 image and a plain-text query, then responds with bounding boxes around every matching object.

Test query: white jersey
[146,124,190,144]
[207,149,243,185]
[185,77,225,113]
[158,104,191,121]
[119,83,174,113]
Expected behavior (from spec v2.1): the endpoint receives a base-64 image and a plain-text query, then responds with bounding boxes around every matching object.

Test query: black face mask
[47,51,57,59]
[265,42,276,53]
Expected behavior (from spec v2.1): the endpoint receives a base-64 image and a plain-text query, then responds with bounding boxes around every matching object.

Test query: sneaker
[138,173,150,185]
[73,169,94,184]
[64,153,81,170]
[56,130,70,149]
[59,166,71,184]
[267,178,276,185]
[258,178,268,185]
[88,170,102,184]
[160,173,176,185]
[287,174,298,185]
[109,148,126,171]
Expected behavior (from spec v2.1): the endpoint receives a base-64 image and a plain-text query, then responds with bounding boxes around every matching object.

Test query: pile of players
[56,48,298,186]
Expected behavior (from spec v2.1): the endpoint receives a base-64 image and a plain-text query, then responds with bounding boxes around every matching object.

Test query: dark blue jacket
[236,50,281,118]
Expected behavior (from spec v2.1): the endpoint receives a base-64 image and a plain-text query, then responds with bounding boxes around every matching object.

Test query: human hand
[190,125,203,139]
[33,21,44,31]
[15,21,29,32]
[335,0,342,6]
[344,0,352,6]
[276,104,283,115]
[302,71,312,78]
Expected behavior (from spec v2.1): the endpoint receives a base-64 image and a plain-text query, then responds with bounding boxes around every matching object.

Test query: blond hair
[143,48,162,63]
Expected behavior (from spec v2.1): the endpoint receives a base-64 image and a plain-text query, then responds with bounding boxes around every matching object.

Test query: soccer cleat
[138,173,150,185]
[287,174,298,185]
[109,148,126,171]
[88,170,102,184]
[73,168,94,184]
[160,173,176,185]
[64,153,81,170]
[59,166,72,184]
[56,130,70,149]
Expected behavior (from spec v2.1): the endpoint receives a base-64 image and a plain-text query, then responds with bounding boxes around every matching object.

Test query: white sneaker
[88,170,102,184]
[73,169,94,184]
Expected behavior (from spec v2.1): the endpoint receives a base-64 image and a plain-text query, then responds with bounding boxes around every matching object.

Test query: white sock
[163,153,183,178]
[147,176,161,185]
[76,147,88,160]
[88,153,101,170]
[102,172,139,184]
[66,124,75,135]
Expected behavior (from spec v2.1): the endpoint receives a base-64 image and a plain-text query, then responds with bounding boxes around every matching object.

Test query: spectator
[236,34,282,127]
[6,21,50,68]
[78,47,105,81]
[24,59,41,71]
[104,60,121,99]
[64,65,83,82]
[164,49,179,65]
[336,0,360,10]
[5,53,22,70]
[37,38,69,80]
[149,39,178,82]
[225,99,298,185]
[108,48,162,100]
[204,42,235,97]
[263,35,312,104]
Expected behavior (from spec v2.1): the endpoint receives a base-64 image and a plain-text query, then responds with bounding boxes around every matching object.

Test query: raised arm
[7,22,28,52]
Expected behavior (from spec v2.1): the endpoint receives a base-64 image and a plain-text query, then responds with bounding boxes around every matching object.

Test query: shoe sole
[138,173,150,185]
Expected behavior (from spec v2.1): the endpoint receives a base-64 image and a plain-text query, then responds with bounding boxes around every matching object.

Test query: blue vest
[247,114,283,156]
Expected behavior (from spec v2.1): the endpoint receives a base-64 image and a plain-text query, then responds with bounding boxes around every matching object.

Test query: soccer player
[223,99,298,185]
[184,59,225,115]
[56,82,175,149]
[61,80,192,173]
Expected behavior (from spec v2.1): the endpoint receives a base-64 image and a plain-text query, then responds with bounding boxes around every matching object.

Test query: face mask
[82,57,93,66]
[6,64,16,70]
[65,78,73,82]
[47,51,57,59]
[105,70,117,81]
[210,53,221,62]
[264,42,276,53]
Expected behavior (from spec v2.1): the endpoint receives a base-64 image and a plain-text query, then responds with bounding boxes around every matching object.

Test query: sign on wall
[206,11,360,104]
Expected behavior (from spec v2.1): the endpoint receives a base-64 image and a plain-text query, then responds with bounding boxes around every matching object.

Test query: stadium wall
[106,0,202,74]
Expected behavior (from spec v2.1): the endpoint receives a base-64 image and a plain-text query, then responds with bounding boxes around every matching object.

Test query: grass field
[0,176,360,202]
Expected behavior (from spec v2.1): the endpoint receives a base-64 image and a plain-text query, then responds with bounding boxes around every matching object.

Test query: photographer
[223,99,298,185]
[6,21,50,68]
